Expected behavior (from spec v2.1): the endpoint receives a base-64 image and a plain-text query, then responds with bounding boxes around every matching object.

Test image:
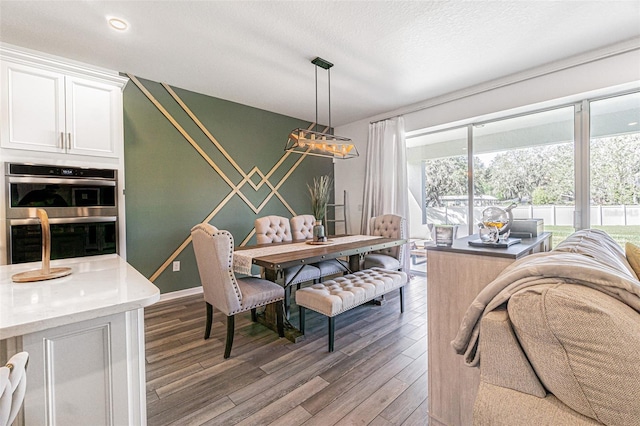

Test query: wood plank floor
[144,276,428,425]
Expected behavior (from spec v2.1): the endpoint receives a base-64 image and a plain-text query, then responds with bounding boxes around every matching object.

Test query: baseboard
[159,286,203,302]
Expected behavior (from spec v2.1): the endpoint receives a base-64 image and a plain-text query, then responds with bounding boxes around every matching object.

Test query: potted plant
[308,175,332,241]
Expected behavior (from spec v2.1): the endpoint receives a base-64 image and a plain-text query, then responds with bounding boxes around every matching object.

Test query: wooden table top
[236,236,406,270]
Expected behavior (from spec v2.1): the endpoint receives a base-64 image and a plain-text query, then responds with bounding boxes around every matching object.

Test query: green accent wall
[123,77,333,294]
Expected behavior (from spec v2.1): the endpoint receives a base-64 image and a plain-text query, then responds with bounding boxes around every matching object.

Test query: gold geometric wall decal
[248,168,263,189]
[240,228,257,247]
[127,74,326,283]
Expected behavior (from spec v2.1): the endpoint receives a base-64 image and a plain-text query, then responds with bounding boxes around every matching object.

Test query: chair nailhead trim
[199,228,243,301]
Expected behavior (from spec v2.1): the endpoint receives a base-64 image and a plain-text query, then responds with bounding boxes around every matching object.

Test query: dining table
[233,234,407,341]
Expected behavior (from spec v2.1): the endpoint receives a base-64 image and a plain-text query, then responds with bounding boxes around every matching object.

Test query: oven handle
[8,216,117,226]
[6,207,118,220]
[7,176,116,186]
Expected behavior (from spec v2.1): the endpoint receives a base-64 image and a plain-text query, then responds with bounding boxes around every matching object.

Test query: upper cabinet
[0,45,127,159]
[65,75,122,157]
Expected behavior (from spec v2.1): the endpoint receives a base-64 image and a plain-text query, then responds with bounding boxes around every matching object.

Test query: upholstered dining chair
[254,215,322,286]
[290,214,347,279]
[0,351,28,426]
[191,223,284,359]
[364,214,407,271]
[255,215,322,316]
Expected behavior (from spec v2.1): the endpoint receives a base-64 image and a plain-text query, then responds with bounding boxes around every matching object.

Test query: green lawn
[545,225,640,247]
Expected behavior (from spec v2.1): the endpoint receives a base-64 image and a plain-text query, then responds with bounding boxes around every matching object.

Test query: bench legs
[286,278,319,319]
[299,286,406,353]
[328,317,335,352]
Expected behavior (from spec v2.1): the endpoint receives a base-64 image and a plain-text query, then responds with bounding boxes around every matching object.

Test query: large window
[473,107,575,242]
[589,92,640,245]
[407,90,640,248]
[408,127,469,237]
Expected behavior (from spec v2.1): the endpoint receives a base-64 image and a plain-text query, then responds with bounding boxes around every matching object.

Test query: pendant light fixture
[285,57,358,159]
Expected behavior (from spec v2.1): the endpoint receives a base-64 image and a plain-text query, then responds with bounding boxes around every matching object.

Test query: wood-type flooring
[144,276,428,425]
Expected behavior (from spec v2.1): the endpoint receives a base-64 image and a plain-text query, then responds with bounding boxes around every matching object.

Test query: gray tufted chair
[290,214,346,279]
[191,223,284,358]
[364,214,406,270]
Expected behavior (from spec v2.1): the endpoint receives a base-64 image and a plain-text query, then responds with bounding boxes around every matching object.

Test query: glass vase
[313,220,325,242]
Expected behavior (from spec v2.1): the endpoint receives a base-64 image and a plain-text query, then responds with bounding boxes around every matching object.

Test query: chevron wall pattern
[123,76,333,294]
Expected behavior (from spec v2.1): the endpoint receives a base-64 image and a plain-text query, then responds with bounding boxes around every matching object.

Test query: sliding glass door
[408,127,469,234]
[473,107,575,243]
[589,92,640,246]
[407,89,640,249]
[406,127,468,275]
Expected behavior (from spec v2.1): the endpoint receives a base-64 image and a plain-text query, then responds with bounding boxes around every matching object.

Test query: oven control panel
[8,163,116,179]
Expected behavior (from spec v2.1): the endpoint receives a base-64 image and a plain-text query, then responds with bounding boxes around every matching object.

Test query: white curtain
[361,117,410,271]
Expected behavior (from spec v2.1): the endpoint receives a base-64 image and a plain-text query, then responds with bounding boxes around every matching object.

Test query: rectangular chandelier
[285,57,358,160]
[285,128,359,159]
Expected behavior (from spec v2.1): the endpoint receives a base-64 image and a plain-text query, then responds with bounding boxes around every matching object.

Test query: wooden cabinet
[0,47,126,158]
[427,233,551,426]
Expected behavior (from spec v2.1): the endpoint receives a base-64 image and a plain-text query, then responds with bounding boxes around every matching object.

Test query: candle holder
[11,209,72,283]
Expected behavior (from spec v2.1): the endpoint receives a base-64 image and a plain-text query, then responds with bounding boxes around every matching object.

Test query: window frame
[408,88,640,236]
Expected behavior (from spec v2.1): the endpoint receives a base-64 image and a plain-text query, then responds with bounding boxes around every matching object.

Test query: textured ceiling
[1,1,639,126]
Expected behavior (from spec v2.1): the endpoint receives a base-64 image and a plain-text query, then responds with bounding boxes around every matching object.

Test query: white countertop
[0,254,160,340]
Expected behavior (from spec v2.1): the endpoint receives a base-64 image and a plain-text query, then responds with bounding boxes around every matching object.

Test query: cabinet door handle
[60,132,65,149]
[67,133,72,150]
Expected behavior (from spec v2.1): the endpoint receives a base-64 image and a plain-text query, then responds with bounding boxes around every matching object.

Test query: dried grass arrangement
[308,175,332,221]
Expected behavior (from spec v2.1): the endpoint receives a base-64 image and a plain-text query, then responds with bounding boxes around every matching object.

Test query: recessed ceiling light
[108,17,128,31]
[628,121,638,126]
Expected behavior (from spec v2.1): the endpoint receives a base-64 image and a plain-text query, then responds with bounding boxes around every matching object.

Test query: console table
[427,232,552,426]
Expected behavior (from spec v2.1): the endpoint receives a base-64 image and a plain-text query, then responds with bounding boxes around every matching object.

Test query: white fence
[428,205,640,226]
[513,205,640,226]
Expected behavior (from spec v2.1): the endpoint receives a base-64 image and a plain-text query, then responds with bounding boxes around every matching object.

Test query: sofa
[453,229,640,425]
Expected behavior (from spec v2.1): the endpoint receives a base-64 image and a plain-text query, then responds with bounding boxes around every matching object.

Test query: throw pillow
[626,242,640,280]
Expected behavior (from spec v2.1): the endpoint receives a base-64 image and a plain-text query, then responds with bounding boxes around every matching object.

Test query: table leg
[259,269,304,343]
[348,253,365,272]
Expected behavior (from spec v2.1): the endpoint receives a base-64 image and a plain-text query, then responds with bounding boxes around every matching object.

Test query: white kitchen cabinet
[65,75,122,157]
[0,62,64,152]
[0,45,126,158]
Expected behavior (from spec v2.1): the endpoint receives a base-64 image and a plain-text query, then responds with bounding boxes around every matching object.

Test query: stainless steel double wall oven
[5,163,118,264]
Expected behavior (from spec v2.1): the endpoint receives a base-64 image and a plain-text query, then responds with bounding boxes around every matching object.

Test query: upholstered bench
[295,267,408,352]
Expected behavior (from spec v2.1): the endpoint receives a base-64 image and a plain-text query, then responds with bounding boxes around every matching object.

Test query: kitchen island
[0,254,160,426]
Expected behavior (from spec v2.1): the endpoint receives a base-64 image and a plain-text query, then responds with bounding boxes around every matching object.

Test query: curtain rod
[369,41,640,125]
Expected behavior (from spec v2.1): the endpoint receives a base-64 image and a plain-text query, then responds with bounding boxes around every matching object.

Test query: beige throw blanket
[451,229,640,367]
